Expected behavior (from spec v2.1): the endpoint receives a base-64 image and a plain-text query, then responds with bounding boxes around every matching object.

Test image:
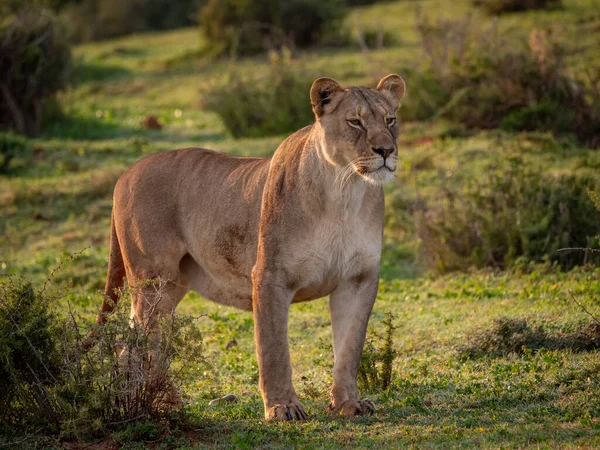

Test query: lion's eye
[386,117,396,127]
[348,119,362,128]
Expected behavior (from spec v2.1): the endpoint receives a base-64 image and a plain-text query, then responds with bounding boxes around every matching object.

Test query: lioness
[95,74,405,420]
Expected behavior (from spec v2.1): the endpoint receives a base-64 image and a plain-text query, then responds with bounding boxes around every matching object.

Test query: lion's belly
[181,202,381,309]
[180,250,255,311]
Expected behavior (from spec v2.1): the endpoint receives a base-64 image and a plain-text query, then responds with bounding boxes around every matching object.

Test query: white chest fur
[289,180,382,299]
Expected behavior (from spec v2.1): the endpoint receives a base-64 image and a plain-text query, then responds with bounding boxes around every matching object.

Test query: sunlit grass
[1,0,600,446]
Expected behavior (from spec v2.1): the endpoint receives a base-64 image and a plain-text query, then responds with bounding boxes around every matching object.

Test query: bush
[415,152,600,273]
[0,276,204,438]
[60,0,200,43]
[406,15,600,147]
[199,0,346,56]
[458,316,600,358]
[0,131,28,174]
[0,280,62,432]
[202,50,315,138]
[473,0,561,15]
[0,9,72,136]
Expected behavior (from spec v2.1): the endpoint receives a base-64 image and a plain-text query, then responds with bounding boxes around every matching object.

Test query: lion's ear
[376,74,406,110]
[310,77,343,118]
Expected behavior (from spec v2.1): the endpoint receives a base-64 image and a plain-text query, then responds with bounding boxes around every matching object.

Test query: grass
[1,0,600,447]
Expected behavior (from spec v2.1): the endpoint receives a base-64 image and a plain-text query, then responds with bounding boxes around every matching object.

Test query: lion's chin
[358,167,396,186]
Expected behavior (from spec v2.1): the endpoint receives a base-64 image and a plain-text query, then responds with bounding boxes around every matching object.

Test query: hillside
[1,0,600,447]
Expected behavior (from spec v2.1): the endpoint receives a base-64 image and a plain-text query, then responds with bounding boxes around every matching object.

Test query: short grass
[1,0,600,447]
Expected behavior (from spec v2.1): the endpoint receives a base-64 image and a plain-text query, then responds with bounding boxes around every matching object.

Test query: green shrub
[199,0,346,56]
[202,50,315,138]
[60,0,200,43]
[0,9,72,136]
[0,131,28,174]
[473,0,561,15]
[0,276,204,438]
[407,15,600,147]
[415,153,600,273]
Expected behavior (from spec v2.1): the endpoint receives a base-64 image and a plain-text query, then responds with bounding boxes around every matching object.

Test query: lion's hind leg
[126,268,189,410]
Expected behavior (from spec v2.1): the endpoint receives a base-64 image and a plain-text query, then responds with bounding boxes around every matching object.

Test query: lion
[93,74,406,420]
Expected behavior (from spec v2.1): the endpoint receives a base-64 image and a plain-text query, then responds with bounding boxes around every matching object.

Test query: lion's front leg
[328,274,378,416]
[252,269,306,421]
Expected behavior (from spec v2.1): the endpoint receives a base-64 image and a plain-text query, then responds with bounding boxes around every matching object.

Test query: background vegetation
[1,0,600,447]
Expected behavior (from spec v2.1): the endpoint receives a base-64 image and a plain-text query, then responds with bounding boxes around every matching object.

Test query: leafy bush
[405,15,600,147]
[0,276,204,438]
[0,9,72,136]
[358,313,397,392]
[60,0,200,42]
[473,0,561,15]
[199,0,346,56]
[202,50,315,138]
[415,151,600,273]
[0,131,28,174]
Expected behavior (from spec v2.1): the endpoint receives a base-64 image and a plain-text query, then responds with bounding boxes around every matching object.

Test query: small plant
[0,8,72,135]
[473,0,561,15]
[202,49,315,138]
[358,313,398,392]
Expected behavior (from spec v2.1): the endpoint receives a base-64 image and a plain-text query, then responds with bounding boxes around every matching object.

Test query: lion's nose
[372,147,395,159]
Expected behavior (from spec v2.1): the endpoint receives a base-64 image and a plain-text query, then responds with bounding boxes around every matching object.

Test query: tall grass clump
[0,8,72,136]
[0,276,204,440]
[404,14,600,147]
[202,49,315,138]
[358,313,398,392]
[415,149,600,273]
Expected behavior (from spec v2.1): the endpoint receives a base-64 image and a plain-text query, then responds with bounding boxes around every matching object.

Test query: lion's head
[310,74,406,186]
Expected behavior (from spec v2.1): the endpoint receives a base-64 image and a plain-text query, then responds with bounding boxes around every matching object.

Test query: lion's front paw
[266,401,308,421]
[330,398,376,416]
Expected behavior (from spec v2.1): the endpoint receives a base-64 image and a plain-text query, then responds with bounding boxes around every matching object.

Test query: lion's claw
[267,402,307,421]
[330,398,376,416]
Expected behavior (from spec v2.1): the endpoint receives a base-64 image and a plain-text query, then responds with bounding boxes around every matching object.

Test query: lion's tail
[98,213,126,322]
[85,214,126,347]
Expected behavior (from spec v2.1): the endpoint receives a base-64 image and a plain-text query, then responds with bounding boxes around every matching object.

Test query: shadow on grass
[41,114,136,141]
[74,61,131,84]
[183,398,597,448]
[8,171,118,222]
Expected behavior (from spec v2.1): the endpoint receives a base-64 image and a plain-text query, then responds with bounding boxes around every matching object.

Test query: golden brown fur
[96,74,406,420]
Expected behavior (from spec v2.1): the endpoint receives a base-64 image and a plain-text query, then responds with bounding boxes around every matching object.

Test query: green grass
[1,0,600,447]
